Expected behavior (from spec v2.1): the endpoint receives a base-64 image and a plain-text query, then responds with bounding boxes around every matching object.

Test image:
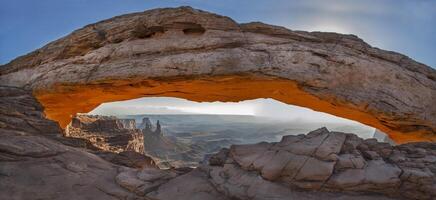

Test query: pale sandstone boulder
[314,131,346,160]
[294,157,336,182]
[260,150,295,180]
[280,153,309,179]
[147,169,228,200]
[115,167,179,196]
[327,168,366,187]
[252,150,276,171]
[278,128,330,155]
[364,160,402,185]
[336,153,366,169]
[230,142,272,169]
[206,127,435,199]
[207,163,395,200]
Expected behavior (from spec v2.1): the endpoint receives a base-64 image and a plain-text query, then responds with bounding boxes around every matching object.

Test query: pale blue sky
[0,0,435,67]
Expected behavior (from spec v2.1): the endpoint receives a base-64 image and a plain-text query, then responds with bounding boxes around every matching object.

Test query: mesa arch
[0,7,435,144]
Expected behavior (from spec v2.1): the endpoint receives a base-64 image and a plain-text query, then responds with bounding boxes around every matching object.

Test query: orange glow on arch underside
[34,74,434,144]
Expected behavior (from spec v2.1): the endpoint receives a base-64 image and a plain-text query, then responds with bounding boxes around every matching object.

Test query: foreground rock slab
[204,128,436,200]
[0,86,141,199]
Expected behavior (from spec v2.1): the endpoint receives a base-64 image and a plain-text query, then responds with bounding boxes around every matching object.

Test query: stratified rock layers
[66,114,145,153]
[0,7,434,143]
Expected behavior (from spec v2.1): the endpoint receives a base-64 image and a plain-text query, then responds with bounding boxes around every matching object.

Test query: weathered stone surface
[294,157,335,182]
[327,169,366,187]
[314,131,346,160]
[0,7,434,143]
[207,163,395,200]
[230,142,272,169]
[1,86,435,200]
[147,169,227,200]
[260,150,294,181]
[208,127,436,200]
[66,114,145,154]
[278,127,329,155]
[115,168,145,193]
[96,150,157,169]
[280,153,309,179]
[115,167,179,196]
[364,160,401,185]
[336,153,366,169]
[0,86,147,199]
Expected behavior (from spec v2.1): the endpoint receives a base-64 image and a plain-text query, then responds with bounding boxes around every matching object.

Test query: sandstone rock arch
[1,7,435,143]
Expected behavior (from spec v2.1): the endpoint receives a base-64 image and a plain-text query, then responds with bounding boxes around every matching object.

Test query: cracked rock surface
[203,128,436,200]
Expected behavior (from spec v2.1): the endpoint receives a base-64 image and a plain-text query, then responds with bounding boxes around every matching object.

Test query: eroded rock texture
[0,6,434,143]
[0,86,434,199]
[204,128,436,200]
[64,114,158,169]
[0,86,143,199]
[66,114,145,153]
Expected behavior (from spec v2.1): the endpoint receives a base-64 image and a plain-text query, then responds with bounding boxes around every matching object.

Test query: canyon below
[0,6,435,200]
[66,113,379,168]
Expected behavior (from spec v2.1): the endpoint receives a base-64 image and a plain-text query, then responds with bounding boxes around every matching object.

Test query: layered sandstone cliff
[64,114,159,168]
[66,114,145,153]
[0,6,434,143]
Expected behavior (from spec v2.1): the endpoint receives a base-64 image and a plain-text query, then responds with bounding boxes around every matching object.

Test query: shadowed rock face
[0,6,434,143]
[0,86,142,199]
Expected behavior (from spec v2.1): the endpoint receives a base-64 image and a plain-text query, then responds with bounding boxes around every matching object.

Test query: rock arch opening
[1,7,434,144]
[32,74,422,144]
[66,95,387,168]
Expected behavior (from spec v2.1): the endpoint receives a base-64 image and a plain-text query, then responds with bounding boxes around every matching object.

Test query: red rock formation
[66,114,145,154]
[0,85,434,199]
[0,7,434,143]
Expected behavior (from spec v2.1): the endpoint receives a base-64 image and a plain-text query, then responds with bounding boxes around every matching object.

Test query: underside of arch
[34,74,434,144]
